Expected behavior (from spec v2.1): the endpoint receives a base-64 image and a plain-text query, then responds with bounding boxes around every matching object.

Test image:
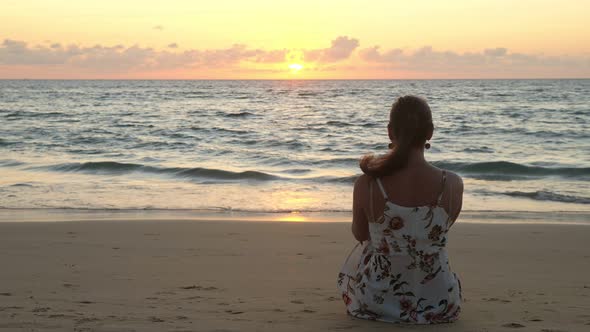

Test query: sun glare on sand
[277,212,307,222]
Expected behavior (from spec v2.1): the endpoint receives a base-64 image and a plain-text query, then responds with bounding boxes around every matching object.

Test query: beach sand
[0,213,589,331]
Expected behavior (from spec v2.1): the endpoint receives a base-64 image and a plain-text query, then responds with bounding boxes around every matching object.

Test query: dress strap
[436,170,447,205]
[375,178,389,200]
[368,179,375,222]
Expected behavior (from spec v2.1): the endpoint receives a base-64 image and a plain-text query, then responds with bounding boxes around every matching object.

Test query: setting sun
[288,63,304,73]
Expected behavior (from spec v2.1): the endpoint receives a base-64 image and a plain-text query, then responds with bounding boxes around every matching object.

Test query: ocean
[1,79,589,215]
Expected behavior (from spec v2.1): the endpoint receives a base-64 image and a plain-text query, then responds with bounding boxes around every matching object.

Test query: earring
[425,141,431,149]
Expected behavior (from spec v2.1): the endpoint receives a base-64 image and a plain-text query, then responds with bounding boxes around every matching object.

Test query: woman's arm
[351,175,370,242]
[447,172,464,222]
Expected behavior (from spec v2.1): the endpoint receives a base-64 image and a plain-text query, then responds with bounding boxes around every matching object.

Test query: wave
[0,159,25,167]
[297,91,320,97]
[326,120,354,127]
[5,157,589,186]
[224,111,255,118]
[310,157,360,167]
[4,111,65,118]
[433,161,590,180]
[16,159,360,184]
[0,139,17,146]
[503,191,590,204]
[462,147,494,153]
[39,161,280,181]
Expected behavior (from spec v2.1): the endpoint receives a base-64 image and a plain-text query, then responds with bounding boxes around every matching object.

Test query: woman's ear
[426,124,434,141]
[387,124,396,145]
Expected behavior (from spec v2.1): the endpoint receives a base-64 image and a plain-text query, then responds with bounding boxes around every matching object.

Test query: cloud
[304,36,359,63]
[358,45,590,77]
[484,47,508,57]
[1,37,588,78]
[0,39,72,65]
[254,49,287,63]
[358,46,403,63]
[0,39,286,72]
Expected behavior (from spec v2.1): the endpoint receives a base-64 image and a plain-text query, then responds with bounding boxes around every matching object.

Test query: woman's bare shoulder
[444,170,464,193]
[354,174,372,189]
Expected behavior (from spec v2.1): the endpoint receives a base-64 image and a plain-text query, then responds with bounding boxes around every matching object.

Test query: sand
[0,213,589,332]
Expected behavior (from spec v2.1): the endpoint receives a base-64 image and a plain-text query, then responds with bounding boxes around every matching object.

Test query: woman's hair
[360,95,433,177]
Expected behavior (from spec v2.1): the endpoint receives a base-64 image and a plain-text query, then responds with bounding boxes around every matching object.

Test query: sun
[288,63,303,73]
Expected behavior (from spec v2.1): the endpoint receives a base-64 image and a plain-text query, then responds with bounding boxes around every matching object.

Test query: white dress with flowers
[337,173,462,324]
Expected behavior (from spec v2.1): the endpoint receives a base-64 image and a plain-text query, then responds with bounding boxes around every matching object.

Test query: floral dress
[337,172,462,324]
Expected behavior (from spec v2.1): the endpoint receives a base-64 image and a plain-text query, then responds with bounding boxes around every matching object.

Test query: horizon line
[1,77,589,81]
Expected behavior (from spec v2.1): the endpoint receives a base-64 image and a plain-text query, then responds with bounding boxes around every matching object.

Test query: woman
[337,95,463,324]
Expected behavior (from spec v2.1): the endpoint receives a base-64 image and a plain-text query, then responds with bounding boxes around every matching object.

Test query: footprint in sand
[331,323,360,330]
[74,317,100,325]
[48,314,69,318]
[180,285,219,291]
[501,323,525,328]
[225,310,244,315]
[483,297,511,303]
[0,306,23,311]
[155,291,176,295]
[181,285,198,289]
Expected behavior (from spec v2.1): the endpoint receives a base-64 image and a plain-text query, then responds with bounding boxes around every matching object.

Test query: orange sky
[1,0,589,79]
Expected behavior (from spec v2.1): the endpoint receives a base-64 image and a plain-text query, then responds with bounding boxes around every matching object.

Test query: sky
[1,0,589,79]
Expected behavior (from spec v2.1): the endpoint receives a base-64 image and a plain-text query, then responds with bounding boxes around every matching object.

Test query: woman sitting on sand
[337,95,463,324]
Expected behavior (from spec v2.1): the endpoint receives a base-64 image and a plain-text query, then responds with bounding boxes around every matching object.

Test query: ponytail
[360,96,433,177]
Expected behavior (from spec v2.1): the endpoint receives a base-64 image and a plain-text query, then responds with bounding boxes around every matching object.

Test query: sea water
[1,79,589,214]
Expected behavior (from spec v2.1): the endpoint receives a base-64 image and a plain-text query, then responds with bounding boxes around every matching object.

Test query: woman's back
[367,161,463,221]
[338,170,463,324]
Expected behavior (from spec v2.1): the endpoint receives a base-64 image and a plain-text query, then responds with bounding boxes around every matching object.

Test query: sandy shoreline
[1,208,589,225]
[1,216,589,331]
